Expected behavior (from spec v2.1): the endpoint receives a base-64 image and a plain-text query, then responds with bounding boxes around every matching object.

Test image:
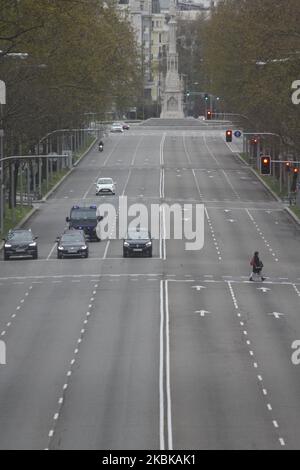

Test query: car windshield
[70,209,96,221]
[61,234,83,243]
[98,179,113,184]
[7,231,33,241]
[127,230,149,240]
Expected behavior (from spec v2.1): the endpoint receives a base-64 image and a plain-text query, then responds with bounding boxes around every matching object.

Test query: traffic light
[291,167,299,191]
[225,129,232,142]
[186,90,190,97]
[204,93,209,101]
[206,110,212,120]
[251,137,259,145]
[260,155,271,175]
[285,161,291,172]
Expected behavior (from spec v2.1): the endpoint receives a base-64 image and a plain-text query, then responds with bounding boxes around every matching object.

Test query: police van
[66,205,102,241]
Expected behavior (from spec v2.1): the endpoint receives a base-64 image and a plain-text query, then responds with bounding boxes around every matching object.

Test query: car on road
[123,228,152,257]
[3,229,38,260]
[95,177,116,195]
[110,122,124,133]
[56,230,89,259]
[66,205,102,241]
[121,122,130,130]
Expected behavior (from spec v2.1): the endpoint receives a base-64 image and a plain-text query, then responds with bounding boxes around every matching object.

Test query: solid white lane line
[165,280,173,450]
[159,280,165,450]
[103,240,110,259]
[160,132,166,166]
[163,206,166,260]
[131,135,144,166]
[47,243,57,260]
[222,170,241,199]
[122,168,132,196]
[203,135,220,166]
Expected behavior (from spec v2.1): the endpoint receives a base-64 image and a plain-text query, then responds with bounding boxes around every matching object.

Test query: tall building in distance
[160,0,184,118]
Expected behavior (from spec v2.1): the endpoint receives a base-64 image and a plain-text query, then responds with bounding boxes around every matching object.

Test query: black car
[56,230,89,259]
[123,229,152,257]
[3,229,38,260]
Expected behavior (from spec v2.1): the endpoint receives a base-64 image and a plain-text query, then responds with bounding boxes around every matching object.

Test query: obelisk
[160,0,184,118]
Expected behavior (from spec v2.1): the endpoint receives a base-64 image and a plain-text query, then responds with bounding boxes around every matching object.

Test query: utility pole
[0,80,6,233]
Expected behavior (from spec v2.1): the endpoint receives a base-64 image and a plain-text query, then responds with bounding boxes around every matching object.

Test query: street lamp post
[0,80,6,233]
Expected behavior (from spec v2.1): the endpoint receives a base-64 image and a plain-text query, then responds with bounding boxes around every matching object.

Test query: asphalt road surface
[0,118,300,449]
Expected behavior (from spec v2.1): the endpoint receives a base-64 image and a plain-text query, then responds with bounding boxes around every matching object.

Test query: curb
[235,152,300,224]
[40,137,97,202]
[0,137,97,251]
[284,206,300,225]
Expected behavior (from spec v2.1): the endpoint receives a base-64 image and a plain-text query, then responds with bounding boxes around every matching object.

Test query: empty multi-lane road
[0,118,300,449]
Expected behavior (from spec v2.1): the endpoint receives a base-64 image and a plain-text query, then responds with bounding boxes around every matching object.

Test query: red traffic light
[206,110,212,120]
[260,155,271,175]
[293,167,299,174]
[226,129,232,142]
[251,137,259,144]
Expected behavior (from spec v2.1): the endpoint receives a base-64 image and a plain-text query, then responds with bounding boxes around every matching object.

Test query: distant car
[56,230,89,259]
[3,229,38,260]
[123,228,152,257]
[95,177,115,195]
[121,122,130,130]
[110,122,124,133]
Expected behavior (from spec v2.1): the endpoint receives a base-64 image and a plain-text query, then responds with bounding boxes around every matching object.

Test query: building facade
[118,0,216,114]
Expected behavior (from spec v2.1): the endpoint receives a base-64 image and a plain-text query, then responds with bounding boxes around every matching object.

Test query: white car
[95,177,116,195]
[110,122,124,133]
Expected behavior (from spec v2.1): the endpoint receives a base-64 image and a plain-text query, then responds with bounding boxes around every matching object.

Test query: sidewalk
[226,137,300,225]
[0,137,96,251]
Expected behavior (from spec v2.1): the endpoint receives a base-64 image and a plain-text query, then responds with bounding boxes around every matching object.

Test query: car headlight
[29,242,37,247]
[4,244,12,248]
[146,241,152,247]
[81,245,87,250]
[58,246,64,250]
[124,241,130,247]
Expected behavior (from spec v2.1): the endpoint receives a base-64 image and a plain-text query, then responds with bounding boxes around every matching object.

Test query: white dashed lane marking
[246,209,279,262]
[0,284,34,337]
[227,281,286,448]
[46,282,101,449]
[205,208,222,261]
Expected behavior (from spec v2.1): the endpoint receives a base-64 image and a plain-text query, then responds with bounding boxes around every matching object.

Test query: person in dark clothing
[249,251,265,281]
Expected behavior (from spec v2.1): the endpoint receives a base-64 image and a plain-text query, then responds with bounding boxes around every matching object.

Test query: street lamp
[0,80,6,232]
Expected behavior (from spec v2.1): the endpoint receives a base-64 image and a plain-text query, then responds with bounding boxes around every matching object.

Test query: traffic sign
[234,130,242,138]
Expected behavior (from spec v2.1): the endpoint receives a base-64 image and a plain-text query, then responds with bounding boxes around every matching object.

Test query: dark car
[66,205,102,241]
[122,122,130,130]
[56,230,89,259]
[123,228,152,257]
[3,229,38,260]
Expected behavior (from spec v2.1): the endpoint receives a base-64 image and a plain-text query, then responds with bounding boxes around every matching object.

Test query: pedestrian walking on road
[249,251,265,281]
